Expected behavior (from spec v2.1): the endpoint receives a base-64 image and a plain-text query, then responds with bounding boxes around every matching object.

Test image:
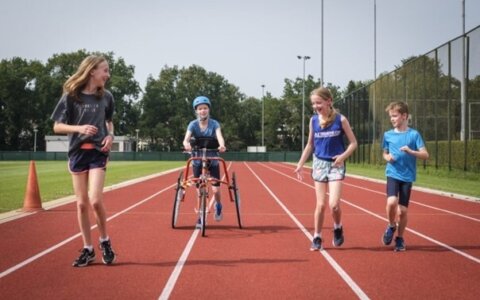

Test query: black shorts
[69,149,109,174]
[192,160,220,187]
[386,177,412,207]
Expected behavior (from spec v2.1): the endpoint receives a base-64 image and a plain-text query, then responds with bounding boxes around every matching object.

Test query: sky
[1,0,479,99]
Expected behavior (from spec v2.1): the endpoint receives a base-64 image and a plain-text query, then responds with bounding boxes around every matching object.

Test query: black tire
[171,171,184,228]
[200,186,208,237]
[232,172,242,229]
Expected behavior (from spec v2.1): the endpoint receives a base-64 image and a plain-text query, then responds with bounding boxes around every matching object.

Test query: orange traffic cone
[22,160,43,212]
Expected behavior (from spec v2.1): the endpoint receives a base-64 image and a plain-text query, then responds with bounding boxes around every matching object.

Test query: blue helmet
[192,96,211,110]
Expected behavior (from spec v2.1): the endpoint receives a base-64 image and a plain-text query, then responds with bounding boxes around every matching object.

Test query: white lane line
[245,162,370,300]
[0,184,175,279]
[271,163,480,222]
[159,229,199,300]
[260,162,480,264]
[158,162,232,299]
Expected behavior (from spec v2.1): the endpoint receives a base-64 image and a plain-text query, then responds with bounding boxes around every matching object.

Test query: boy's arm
[401,146,429,160]
[383,149,394,162]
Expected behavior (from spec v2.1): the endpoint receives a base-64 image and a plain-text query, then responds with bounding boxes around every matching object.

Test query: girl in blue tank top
[294,87,357,251]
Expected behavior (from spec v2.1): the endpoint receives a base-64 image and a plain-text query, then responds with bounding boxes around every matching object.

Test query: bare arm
[53,122,97,136]
[401,146,429,160]
[332,116,357,165]
[183,130,193,151]
[215,127,226,152]
[294,118,314,181]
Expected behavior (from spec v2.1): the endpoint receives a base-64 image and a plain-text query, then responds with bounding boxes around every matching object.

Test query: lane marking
[245,162,370,300]
[260,162,480,264]
[158,162,232,299]
[159,229,199,300]
[272,163,480,222]
[0,184,175,279]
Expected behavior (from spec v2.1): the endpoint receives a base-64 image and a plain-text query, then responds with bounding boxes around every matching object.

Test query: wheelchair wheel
[232,172,242,229]
[199,186,208,237]
[172,171,185,228]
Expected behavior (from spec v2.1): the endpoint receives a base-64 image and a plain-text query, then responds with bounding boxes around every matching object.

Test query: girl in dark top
[51,55,116,267]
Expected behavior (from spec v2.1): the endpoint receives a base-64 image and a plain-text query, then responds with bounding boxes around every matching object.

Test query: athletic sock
[334,223,342,229]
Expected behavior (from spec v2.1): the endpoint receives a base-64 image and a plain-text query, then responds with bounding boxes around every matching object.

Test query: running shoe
[214,202,223,222]
[99,239,116,265]
[72,248,95,267]
[382,224,396,245]
[310,236,323,251]
[394,236,406,252]
[333,227,344,247]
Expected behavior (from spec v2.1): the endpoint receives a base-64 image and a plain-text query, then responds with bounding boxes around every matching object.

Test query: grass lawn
[0,161,184,213]
[347,163,480,198]
[1,161,478,214]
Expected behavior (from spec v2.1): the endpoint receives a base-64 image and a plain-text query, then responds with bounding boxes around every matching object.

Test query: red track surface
[1,162,479,299]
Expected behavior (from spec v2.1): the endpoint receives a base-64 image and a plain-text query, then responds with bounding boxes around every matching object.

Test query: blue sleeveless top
[312,113,345,161]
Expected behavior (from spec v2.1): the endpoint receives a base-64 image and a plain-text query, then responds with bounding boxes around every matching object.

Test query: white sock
[99,236,110,243]
[334,223,342,229]
[84,245,93,252]
[313,233,322,239]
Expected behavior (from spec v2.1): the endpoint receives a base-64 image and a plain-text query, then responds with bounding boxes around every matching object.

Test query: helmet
[192,96,211,110]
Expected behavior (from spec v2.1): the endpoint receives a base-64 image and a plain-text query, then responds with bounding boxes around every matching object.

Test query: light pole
[297,55,310,150]
[261,84,265,147]
[33,125,38,152]
[135,129,140,152]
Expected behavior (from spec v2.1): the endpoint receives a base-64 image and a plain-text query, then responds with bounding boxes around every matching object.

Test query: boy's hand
[385,153,395,162]
[400,146,411,153]
[218,145,226,153]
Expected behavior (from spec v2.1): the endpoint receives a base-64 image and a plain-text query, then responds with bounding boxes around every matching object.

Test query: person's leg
[88,168,108,239]
[313,181,327,235]
[71,171,97,267]
[310,181,327,250]
[328,180,343,225]
[328,180,344,246]
[397,205,408,237]
[386,196,399,226]
[71,172,91,247]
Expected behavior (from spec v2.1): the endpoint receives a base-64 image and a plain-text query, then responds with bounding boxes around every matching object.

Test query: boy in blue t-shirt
[381,101,429,252]
[183,96,226,227]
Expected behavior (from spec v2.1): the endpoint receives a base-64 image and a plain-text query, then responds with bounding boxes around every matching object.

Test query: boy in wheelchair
[182,96,226,225]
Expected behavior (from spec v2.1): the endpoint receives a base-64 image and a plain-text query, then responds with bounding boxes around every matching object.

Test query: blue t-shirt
[312,113,345,161]
[382,127,425,182]
[187,119,220,138]
[187,119,221,166]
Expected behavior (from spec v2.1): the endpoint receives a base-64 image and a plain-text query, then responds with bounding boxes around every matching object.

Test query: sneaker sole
[102,255,117,265]
[73,256,95,267]
[332,239,344,247]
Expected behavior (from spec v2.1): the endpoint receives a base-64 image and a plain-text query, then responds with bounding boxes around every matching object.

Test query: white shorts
[311,156,345,182]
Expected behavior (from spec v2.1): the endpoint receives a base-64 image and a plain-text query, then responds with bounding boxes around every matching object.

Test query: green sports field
[0,161,184,213]
[0,161,478,213]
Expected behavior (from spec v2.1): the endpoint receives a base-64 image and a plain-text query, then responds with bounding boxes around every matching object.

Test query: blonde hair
[310,86,337,128]
[385,101,409,116]
[63,55,107,99]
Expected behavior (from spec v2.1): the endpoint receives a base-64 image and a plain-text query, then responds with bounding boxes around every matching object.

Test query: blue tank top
[312,113,345,161]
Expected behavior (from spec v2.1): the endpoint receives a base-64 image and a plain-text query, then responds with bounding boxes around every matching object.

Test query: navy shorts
[386,177,412,207]
[69,149,109,174]
[192,160,220,187]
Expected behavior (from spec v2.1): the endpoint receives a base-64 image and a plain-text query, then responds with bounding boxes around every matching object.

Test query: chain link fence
[337,25,480,172]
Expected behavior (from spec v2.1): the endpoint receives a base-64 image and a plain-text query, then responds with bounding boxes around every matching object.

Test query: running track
[1,162,479,299]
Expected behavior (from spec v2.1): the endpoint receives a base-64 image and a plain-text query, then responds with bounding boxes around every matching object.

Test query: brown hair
[63,55,107,100]
[310,86,337,128]
[385,101,409,116]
